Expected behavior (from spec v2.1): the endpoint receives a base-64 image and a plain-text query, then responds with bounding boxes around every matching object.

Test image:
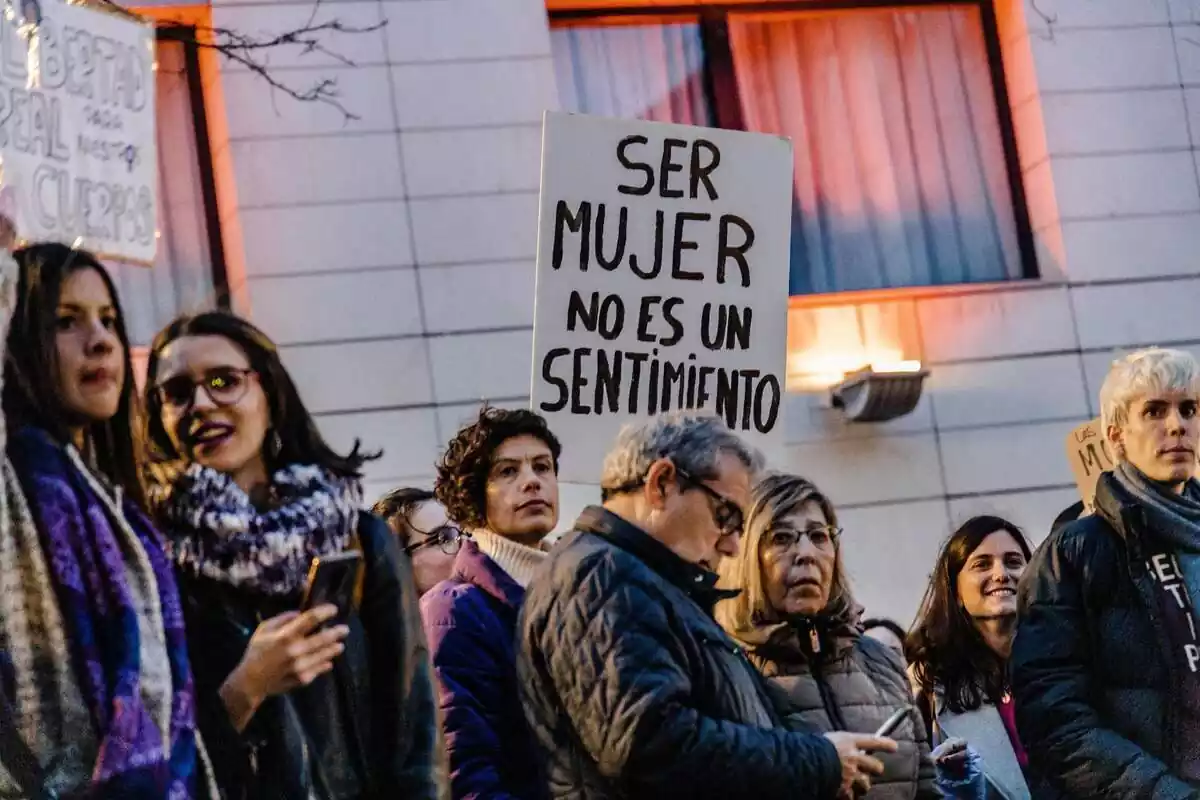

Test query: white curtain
[728,7,1022,294]
[108,37,217,347]
[551,22,714,126]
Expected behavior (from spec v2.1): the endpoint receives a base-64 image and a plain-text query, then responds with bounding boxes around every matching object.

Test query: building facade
[133,0,1200,622]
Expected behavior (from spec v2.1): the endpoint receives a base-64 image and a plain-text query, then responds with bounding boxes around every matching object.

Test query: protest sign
[0,0,157,263]
[531,111,793,483]
[1066,417,1115,511]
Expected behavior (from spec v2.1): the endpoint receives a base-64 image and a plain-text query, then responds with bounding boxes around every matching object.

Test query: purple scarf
[7,427,200,798]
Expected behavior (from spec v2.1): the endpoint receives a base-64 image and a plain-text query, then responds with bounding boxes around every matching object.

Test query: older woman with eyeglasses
[716,473,937,799]
[373,487,464,596]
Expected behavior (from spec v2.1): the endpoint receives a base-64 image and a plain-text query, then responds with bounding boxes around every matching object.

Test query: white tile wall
[1029,27,1179,93]
[1021,0,1169,33]
[429,329,535,403]
[402,126,543,197]
[1059,215,1200,282]
[1049,152,1200,220]
[231,135,406,207]
[410,193,539,264]
[928,354,1090,428]
[419,261,536,332]
[221,67,397,139]
[838,500,953,626]
[281,337,433,413]
[781,434,944,506]
[782,391,936,444]
[1072,278,1200,349]
[939,420,1081,495]
[916,288,1078,363]
[947,487,1083,546]
[391,59,558,129]
[245,269,424,344]
[317,407,442,482]
[383,0,552,62]
[1038,90,1190,156]
[239,202,415,277]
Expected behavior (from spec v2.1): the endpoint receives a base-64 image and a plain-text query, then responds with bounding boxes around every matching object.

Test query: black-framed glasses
[404,523,464,556]
[674,466,745,539]
[766,524,842,554]
[153,367,256,413]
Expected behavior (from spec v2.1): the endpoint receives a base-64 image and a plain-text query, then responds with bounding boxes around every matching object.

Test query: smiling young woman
[143,310,443,800]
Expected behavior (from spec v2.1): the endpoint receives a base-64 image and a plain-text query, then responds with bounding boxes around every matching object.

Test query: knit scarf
[156,463,361,597]
[1113,461,1200,783]
[2,426,201,798]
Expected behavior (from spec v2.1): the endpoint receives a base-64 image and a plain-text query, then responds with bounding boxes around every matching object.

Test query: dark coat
[184,513,444,800]
[1011,472,1200,799]
[517,506,843,800]
[420,539,543,800]
[740,619,937,799]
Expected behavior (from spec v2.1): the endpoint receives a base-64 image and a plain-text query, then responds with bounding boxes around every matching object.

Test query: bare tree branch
[99,0,385,122]
[1029,0,1057,42]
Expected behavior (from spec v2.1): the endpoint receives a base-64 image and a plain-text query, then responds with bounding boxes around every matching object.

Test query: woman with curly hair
[423,404,561,799]
[906,516,1032,800]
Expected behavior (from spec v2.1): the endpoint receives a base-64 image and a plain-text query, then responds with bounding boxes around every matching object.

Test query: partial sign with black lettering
[1066,417,1115,512]
[0,1,157,263]
[531,111,793,482]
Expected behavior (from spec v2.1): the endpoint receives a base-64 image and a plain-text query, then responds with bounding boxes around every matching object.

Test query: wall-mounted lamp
[830,362,929,423]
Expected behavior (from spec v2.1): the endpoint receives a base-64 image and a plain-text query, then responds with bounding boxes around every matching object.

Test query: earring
[268,429,282,458]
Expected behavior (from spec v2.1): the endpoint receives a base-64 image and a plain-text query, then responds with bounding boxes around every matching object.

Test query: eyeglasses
[153,367,256,413]
[674,466,745,539]
[766,525,842,554]
[404,523,464,556]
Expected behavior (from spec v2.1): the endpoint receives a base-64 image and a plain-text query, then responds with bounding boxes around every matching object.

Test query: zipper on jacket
[810,659,848,731]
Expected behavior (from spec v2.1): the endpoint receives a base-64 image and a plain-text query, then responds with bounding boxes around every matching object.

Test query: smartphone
[300,551,363,623]
[874,706,912,738]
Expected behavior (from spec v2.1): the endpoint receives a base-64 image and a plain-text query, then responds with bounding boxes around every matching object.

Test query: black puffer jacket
[517,507,843,800]
[1011,473,1200,799]
[737,618,937,799]
[184,513,444,800]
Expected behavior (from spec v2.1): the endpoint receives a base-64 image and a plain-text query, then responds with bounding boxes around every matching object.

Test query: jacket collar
[450,538,525,610]
[575,505,738,613]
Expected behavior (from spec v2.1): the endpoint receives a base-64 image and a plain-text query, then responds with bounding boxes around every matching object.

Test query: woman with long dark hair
[0,242,213,797]
[144,310,442,800]
[906,515,1033,800]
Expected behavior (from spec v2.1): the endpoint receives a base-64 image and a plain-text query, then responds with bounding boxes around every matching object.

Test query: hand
[932,737,972,781]
[219,605,349,731]
[823,732,897,798]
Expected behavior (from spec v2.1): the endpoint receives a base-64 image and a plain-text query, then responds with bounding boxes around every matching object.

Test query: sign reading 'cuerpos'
[0,0,157,263]
[531,112,793,482]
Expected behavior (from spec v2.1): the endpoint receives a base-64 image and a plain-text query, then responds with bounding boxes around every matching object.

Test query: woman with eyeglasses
[716,473,937,799]
[144,310,442,800]
[373,487,463,596]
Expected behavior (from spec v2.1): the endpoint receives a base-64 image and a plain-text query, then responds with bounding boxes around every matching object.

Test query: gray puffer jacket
[735,614,937,799]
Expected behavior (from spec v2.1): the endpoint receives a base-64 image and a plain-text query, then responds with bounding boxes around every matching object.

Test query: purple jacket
[420,539,544,800]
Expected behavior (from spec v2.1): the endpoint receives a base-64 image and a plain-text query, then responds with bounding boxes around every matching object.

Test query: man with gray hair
[517,412,896,799]
[1013,347,1200,797]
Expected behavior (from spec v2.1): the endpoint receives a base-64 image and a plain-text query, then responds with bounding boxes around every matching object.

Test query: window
[109,27,225,349]
[549,3,1036,296]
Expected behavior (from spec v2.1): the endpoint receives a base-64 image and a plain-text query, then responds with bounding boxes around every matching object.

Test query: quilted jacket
[517,506,843,800]
[422,539,545,799]
[734,616,937,799]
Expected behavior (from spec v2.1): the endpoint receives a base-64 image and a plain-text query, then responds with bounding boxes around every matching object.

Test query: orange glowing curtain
[727,7,1022,294]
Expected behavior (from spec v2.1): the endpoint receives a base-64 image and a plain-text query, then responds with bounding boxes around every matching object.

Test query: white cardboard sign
[0,0,157,263]
[531,112,793,483]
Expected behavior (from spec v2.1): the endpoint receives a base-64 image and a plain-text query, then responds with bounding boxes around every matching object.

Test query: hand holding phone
[301,550,363,624]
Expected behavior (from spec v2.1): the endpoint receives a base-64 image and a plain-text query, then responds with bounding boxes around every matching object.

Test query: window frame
[547,0,1040,293]
[155,25,230,306]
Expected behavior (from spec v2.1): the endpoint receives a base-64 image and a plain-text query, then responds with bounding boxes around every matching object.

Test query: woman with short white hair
[1012,347,1200,797]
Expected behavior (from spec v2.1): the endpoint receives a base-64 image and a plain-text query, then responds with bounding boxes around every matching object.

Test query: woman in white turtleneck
[421,406,562,800]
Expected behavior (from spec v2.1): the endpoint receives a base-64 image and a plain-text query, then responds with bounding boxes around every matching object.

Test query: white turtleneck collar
[471,530,547,589]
